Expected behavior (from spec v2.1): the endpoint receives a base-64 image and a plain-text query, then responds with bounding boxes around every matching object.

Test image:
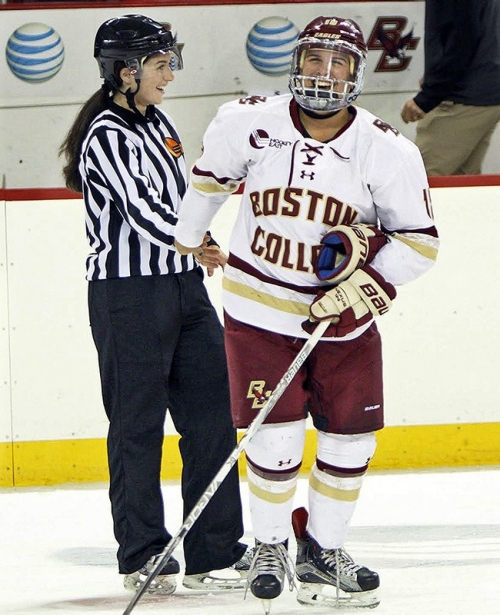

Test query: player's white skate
[182,546,254,591]
[292,507,380,609]
[123,554,179,595]
[246,540,295,613]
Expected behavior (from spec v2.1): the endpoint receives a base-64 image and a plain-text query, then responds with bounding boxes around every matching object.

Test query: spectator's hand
[401,99,426,124]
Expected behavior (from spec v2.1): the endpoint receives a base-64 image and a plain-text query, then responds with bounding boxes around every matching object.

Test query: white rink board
[5,200,107,443]
[0,199,12,443]
[379,186,500,426]
[0,184,498,444]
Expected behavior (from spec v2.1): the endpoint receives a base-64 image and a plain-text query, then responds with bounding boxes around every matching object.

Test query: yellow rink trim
[1,422,500,487]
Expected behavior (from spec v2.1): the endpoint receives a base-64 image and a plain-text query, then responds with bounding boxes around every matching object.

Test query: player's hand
[315,224,387,284]
[174,233,209,256]
[401,98,426,124]
[302,265,396,338]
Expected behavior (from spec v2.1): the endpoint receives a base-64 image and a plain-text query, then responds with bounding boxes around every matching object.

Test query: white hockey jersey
[175,94,439,340]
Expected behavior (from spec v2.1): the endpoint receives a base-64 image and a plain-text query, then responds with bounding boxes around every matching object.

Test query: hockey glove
[315,224,388,284]
[302,265,396,338]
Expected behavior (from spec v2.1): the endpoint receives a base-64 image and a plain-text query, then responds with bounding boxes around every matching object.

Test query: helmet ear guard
[289,16,367,112]
[124,57,141,76]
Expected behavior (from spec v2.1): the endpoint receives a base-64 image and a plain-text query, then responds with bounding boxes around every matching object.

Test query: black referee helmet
[94,14,183,89]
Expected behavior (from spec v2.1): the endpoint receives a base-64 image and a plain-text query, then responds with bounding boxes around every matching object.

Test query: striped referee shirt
[79,102,197,280]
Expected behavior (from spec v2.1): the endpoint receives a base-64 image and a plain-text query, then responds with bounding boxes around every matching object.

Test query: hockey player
[175,16,439,610]
[59,14,252,596]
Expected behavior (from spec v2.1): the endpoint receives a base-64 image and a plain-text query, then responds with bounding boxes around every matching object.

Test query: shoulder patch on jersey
[373,118,400,136]
[238,95,268,106]
[249,129,270,149]
[164,137,184,157]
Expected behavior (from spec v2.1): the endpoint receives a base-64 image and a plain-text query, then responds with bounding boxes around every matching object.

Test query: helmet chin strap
[119,80,143,116]
[300,106,342,119]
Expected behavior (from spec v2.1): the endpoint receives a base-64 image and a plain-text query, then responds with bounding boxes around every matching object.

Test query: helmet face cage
[94,15,183,88]
[289,17,367,112]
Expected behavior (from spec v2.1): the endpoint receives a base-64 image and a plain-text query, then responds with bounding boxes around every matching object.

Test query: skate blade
[124,573,177,595]
[183,573,246,592]
[297,583,380,609]
[260,599,272,614]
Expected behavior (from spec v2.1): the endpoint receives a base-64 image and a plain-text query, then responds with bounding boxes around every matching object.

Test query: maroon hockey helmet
[289,16,367,112]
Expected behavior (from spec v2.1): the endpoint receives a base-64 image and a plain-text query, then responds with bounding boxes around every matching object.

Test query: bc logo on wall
[6,23,65,83]
[246,16,299,76]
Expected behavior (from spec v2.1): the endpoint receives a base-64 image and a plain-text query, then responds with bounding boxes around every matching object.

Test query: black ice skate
[247,540,295,613]
[292,507,380,609]
[123,554,180,595]
[182,546,254,591]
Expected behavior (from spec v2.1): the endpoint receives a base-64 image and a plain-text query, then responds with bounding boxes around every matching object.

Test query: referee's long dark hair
[60,52,131,193]
[59,82,113,193]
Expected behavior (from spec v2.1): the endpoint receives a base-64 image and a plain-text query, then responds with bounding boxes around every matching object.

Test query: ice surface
[1,468,499,615]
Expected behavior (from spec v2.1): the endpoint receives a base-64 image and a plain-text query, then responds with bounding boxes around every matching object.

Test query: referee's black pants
[88,268,245,575]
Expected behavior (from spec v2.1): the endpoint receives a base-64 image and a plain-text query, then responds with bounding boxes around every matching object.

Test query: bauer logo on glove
[315,224,388,285]
[303,265,397,338]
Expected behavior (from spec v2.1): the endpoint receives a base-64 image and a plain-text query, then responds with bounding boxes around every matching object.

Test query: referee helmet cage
[289,16,367,112]
[94,14,183,89]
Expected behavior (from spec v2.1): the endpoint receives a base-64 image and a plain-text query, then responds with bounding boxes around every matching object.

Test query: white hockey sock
[247,464,298,544]
[307,431,376,548]
[308,464,362,547]
[245,420,306,544]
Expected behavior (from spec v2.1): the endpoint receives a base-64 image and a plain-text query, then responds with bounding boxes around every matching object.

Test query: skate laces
[246,542,296,594]
[320,547,361,577]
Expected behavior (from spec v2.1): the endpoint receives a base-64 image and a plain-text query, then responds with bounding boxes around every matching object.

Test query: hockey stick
[122,318,331,615]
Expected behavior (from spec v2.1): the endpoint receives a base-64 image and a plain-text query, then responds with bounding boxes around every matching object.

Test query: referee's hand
[196,244,227,276]
[174,235,227,276]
